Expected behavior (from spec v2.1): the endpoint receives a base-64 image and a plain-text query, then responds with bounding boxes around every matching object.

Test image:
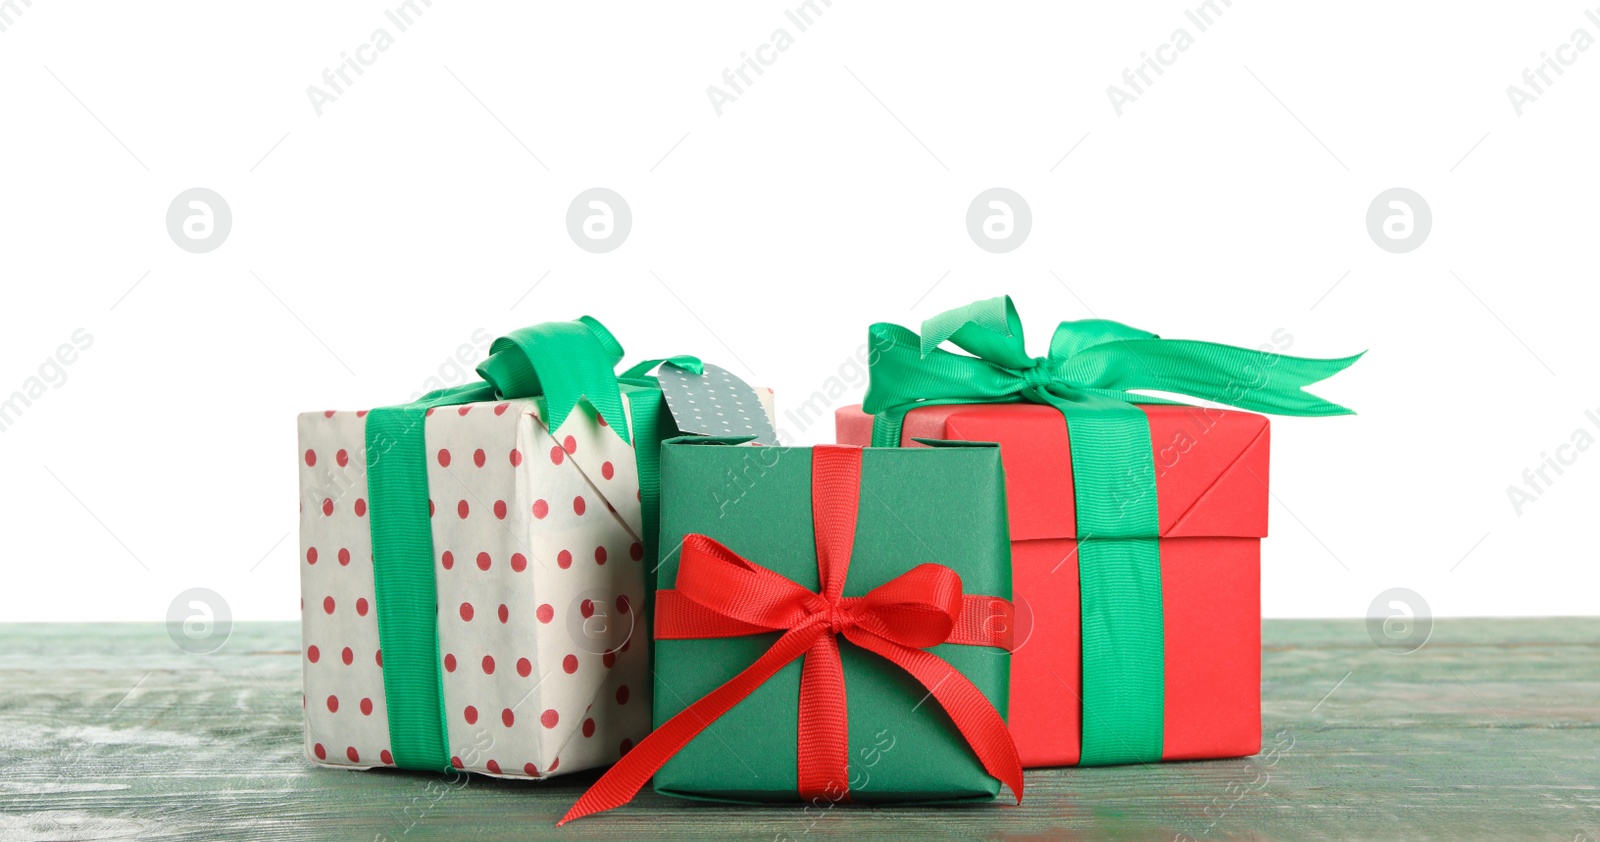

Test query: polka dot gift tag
[655,363,778,445]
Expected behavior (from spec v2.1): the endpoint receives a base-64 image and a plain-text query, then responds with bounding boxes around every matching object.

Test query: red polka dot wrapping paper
[296,398,654,780]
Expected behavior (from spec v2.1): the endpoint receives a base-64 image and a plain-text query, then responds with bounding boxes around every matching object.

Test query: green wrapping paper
[651,438,1014,802]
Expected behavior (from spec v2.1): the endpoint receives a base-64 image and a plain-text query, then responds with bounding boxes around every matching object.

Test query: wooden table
[1,619,1595,841]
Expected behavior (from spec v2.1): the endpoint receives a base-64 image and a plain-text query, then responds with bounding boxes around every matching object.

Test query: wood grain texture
[0,619,1595,841]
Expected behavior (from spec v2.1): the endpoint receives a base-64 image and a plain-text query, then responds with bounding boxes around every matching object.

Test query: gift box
[298,318,775,780]
[836,296,1360,769]
[558,441,1023,821]
[837,402,1267,766]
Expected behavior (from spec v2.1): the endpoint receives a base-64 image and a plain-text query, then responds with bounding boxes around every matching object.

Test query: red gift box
[837,401,1266,767]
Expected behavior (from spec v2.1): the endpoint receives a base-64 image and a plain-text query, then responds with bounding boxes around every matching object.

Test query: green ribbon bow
[863,296,1360,765]
[864,296,1359,445]
[363,317,699,772]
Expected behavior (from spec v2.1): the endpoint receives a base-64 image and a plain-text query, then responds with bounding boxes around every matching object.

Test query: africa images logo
[0,329,93,434]
[1505,406,1600,516]
[1504,8,1600,116]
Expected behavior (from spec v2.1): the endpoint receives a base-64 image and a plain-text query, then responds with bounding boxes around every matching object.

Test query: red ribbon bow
[560,446,1024,824]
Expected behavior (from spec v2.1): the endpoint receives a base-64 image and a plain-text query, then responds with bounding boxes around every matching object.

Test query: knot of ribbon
[861,295,1363,447]
[1022,355,1056,390]
[560,445,1023,824]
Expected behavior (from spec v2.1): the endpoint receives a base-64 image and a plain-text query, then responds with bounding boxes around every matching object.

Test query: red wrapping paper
[836,402,1266,767]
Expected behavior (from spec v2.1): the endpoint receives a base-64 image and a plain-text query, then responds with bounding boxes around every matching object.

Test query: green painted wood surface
[0,619,1595,841]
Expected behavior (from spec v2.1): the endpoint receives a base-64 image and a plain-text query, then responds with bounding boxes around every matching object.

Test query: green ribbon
[862,296,1359,765]
[365,317,700,772]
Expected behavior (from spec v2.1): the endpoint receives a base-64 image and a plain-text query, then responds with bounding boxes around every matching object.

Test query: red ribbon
[560,445,1024,824]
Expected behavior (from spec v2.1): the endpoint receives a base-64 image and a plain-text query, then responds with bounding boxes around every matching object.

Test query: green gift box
[639,438,1019,806]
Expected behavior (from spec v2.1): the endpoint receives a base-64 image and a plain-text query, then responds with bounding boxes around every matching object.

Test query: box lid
[836,403,1269,540]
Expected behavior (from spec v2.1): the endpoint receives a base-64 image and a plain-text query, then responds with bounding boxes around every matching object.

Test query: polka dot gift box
[296,317,773,780]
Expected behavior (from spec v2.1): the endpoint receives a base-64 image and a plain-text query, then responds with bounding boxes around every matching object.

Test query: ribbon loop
[846,563,964,649]
[674,533,827,631]
[476,318,629,441]
[917,295,1031,367]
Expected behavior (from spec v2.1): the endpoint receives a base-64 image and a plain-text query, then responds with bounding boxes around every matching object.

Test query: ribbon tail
[1065,339,1363,417]
[845,632,1025,803]
[796,634,850,801]
[559,624,824,825]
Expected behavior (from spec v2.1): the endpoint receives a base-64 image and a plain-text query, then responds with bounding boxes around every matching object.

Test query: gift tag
[655,363,778,445]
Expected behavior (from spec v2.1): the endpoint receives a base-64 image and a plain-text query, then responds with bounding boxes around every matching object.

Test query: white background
[1,1,1596,623]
